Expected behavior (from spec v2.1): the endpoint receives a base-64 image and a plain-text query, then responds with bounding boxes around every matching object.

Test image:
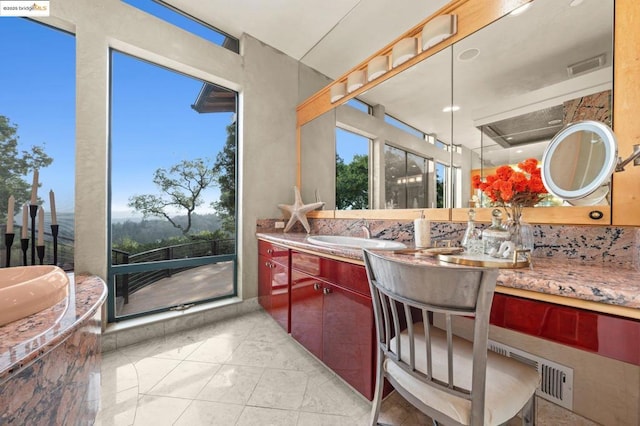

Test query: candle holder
[51,224,59,266]
[21,238,29,266]
[4,233,14,268]
[29,204,38,265]
[36,245,45,265]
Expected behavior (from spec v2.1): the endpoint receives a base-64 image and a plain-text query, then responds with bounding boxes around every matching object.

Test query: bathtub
[0,265,69,326]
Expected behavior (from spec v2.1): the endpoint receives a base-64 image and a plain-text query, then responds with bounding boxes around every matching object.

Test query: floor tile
[174,400,244,425]
[247,368,308,410]
[132,357,181,394]
[185,334,243,364]
[236,406,299,426]
[297,411,367,426]
[146,360,221,399]
[196,364,264,405]
[94,387,138,426]
[132,395,191,426]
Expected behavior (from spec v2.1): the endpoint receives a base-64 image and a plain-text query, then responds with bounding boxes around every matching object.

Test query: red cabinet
[258,241,290,332]
[290,251,375,400]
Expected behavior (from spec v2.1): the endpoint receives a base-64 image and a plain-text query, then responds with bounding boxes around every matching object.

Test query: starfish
[278,186,324,233]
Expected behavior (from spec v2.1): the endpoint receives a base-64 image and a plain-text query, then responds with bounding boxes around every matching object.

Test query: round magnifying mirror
[541,120,617,206]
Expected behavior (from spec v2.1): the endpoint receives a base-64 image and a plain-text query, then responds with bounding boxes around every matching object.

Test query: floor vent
[488,340,573,410]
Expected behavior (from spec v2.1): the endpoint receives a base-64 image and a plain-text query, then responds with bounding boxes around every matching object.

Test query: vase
[506,205,534,252]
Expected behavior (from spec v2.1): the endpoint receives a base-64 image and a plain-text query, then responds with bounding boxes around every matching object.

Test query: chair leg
[521,395,536,426]
[369,349,385,426]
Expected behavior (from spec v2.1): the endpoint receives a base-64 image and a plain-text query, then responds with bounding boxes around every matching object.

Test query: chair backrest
[363,249,500,424]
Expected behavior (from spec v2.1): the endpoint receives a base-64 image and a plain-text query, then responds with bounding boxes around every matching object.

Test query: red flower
[474,158,547,207]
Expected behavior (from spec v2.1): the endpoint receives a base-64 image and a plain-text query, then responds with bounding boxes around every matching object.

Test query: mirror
[541,120,617,206]
[298,0,614,219]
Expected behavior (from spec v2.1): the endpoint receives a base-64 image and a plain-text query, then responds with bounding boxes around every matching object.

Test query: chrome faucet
[348,219,371,238]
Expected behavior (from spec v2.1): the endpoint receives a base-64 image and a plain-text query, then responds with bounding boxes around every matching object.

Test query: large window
[0,19,75,269]
[109,50,237,320]
[385,145,434,209]
[336,128,370,209]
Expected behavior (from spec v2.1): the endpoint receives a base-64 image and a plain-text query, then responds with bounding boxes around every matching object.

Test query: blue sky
[1,5,235,220]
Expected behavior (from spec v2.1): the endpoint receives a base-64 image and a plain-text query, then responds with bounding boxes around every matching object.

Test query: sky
[1,2,235,221]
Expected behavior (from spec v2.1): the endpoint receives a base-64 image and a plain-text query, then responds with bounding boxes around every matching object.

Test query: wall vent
[488,340,574,410]
[567,53,606,77]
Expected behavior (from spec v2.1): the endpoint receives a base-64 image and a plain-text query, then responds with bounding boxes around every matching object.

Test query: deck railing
[112,238,235,304]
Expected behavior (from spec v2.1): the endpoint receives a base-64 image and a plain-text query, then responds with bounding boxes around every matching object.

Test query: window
[0,19,75,269]
[109,50,237,321]
[123,0,239,52]
[336,128,370,209]
[346,99,371,114]
[385,145,432,209]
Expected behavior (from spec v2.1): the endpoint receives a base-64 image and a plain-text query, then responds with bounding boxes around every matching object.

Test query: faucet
[348,219,371,238]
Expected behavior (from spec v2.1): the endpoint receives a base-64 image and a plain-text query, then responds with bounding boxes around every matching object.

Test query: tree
[0,115,53,223]
[128,158,216,236]
[336,153,369,210]
[211,123,236,235]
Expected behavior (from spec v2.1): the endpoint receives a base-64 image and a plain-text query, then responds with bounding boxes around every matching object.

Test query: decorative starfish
[278,186,324,233]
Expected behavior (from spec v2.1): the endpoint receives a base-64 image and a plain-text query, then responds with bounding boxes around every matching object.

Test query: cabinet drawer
[291,251,369,296]
[258,240,290,266]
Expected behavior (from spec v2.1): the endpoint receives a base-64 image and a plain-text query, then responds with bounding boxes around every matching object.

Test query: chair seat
[386,322,540,426]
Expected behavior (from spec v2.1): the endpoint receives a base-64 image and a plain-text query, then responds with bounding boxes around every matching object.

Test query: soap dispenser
[414,210,431,248]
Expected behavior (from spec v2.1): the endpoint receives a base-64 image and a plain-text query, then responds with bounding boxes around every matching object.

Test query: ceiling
[161,0,449,79]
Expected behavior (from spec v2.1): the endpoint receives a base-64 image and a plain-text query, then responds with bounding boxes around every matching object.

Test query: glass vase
[506,205,534,252]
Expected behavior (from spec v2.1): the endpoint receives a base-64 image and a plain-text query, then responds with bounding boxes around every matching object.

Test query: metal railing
[112,238,235,304]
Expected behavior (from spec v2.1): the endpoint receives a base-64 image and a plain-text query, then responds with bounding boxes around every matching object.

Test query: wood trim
[612,0,640,226]
[451,205,611,225]
[334,208,450,221]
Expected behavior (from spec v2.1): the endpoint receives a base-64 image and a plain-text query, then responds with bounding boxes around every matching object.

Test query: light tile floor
[97,310,432,426]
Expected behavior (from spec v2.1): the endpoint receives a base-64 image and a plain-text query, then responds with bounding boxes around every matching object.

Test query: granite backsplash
[257,218,640,270]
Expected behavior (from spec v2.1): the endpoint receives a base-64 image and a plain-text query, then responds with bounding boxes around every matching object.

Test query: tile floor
[97,309,432,426]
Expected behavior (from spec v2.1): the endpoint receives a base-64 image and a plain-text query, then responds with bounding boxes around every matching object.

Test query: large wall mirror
[298,0,614,222]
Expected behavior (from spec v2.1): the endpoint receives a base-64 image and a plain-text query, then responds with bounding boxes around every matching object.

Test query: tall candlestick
[37,206,44,246]
[30,169,39,205]
[21,203,28,239]
[49,190,57,225]
[7,195,14,234]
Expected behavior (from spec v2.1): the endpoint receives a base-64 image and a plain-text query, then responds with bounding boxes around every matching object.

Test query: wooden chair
[363,249,540,426]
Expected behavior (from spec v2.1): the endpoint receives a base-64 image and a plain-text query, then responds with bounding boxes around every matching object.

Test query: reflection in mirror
[453,0,613,209]
[336,128,370,210]
[542,120,617,206]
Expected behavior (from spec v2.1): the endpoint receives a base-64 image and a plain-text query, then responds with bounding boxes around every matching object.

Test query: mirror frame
[297,0,640,226]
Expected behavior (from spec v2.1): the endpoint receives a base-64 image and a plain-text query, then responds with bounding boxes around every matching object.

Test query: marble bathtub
[0,273,107,425]
[0,265,69,327]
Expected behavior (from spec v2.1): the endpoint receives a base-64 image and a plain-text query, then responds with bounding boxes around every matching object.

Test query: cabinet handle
[265,261,274,269]
[267,249,274,254]
[313,282,321,291]
[323,287,331,295]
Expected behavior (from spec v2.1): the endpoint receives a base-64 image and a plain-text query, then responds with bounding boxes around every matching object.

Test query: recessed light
[458,48,480,61]
[548,119,562,125]
[516,149,523,153]
[442,105,460,113]
[570,0,584,6]
[509,3,531,16]
[506,137,514,140]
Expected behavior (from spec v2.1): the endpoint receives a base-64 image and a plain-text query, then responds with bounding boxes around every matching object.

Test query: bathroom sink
[0,265,69,327]
[307,235,406,250]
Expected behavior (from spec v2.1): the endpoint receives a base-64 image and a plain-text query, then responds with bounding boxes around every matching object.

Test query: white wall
[45,0,324,302]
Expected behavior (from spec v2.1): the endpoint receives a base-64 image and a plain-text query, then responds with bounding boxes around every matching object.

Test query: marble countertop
[0,274,107,384]
[257,232,640,317]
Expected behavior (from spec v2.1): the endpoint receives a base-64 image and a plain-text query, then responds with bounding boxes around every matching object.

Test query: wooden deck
[116,261,234,317]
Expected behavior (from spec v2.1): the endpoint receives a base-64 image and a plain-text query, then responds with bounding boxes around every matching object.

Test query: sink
[307,235,406,250]
[0,265,69,327]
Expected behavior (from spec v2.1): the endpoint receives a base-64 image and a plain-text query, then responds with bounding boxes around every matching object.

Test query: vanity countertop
[257,232,640,319]
[0,274,107,384]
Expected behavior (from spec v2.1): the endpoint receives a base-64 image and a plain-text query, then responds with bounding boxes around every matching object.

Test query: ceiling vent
[567,53,606,77]
[478,105,563,148]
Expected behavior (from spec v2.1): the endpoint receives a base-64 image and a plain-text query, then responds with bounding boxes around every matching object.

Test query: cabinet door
[258,254,290,332]
[322,283,374,400]
[291,269,324,360]
[258,254,272,312]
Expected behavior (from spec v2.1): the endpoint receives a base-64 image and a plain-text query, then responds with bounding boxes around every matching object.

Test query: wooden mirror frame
[297,0,640,226]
